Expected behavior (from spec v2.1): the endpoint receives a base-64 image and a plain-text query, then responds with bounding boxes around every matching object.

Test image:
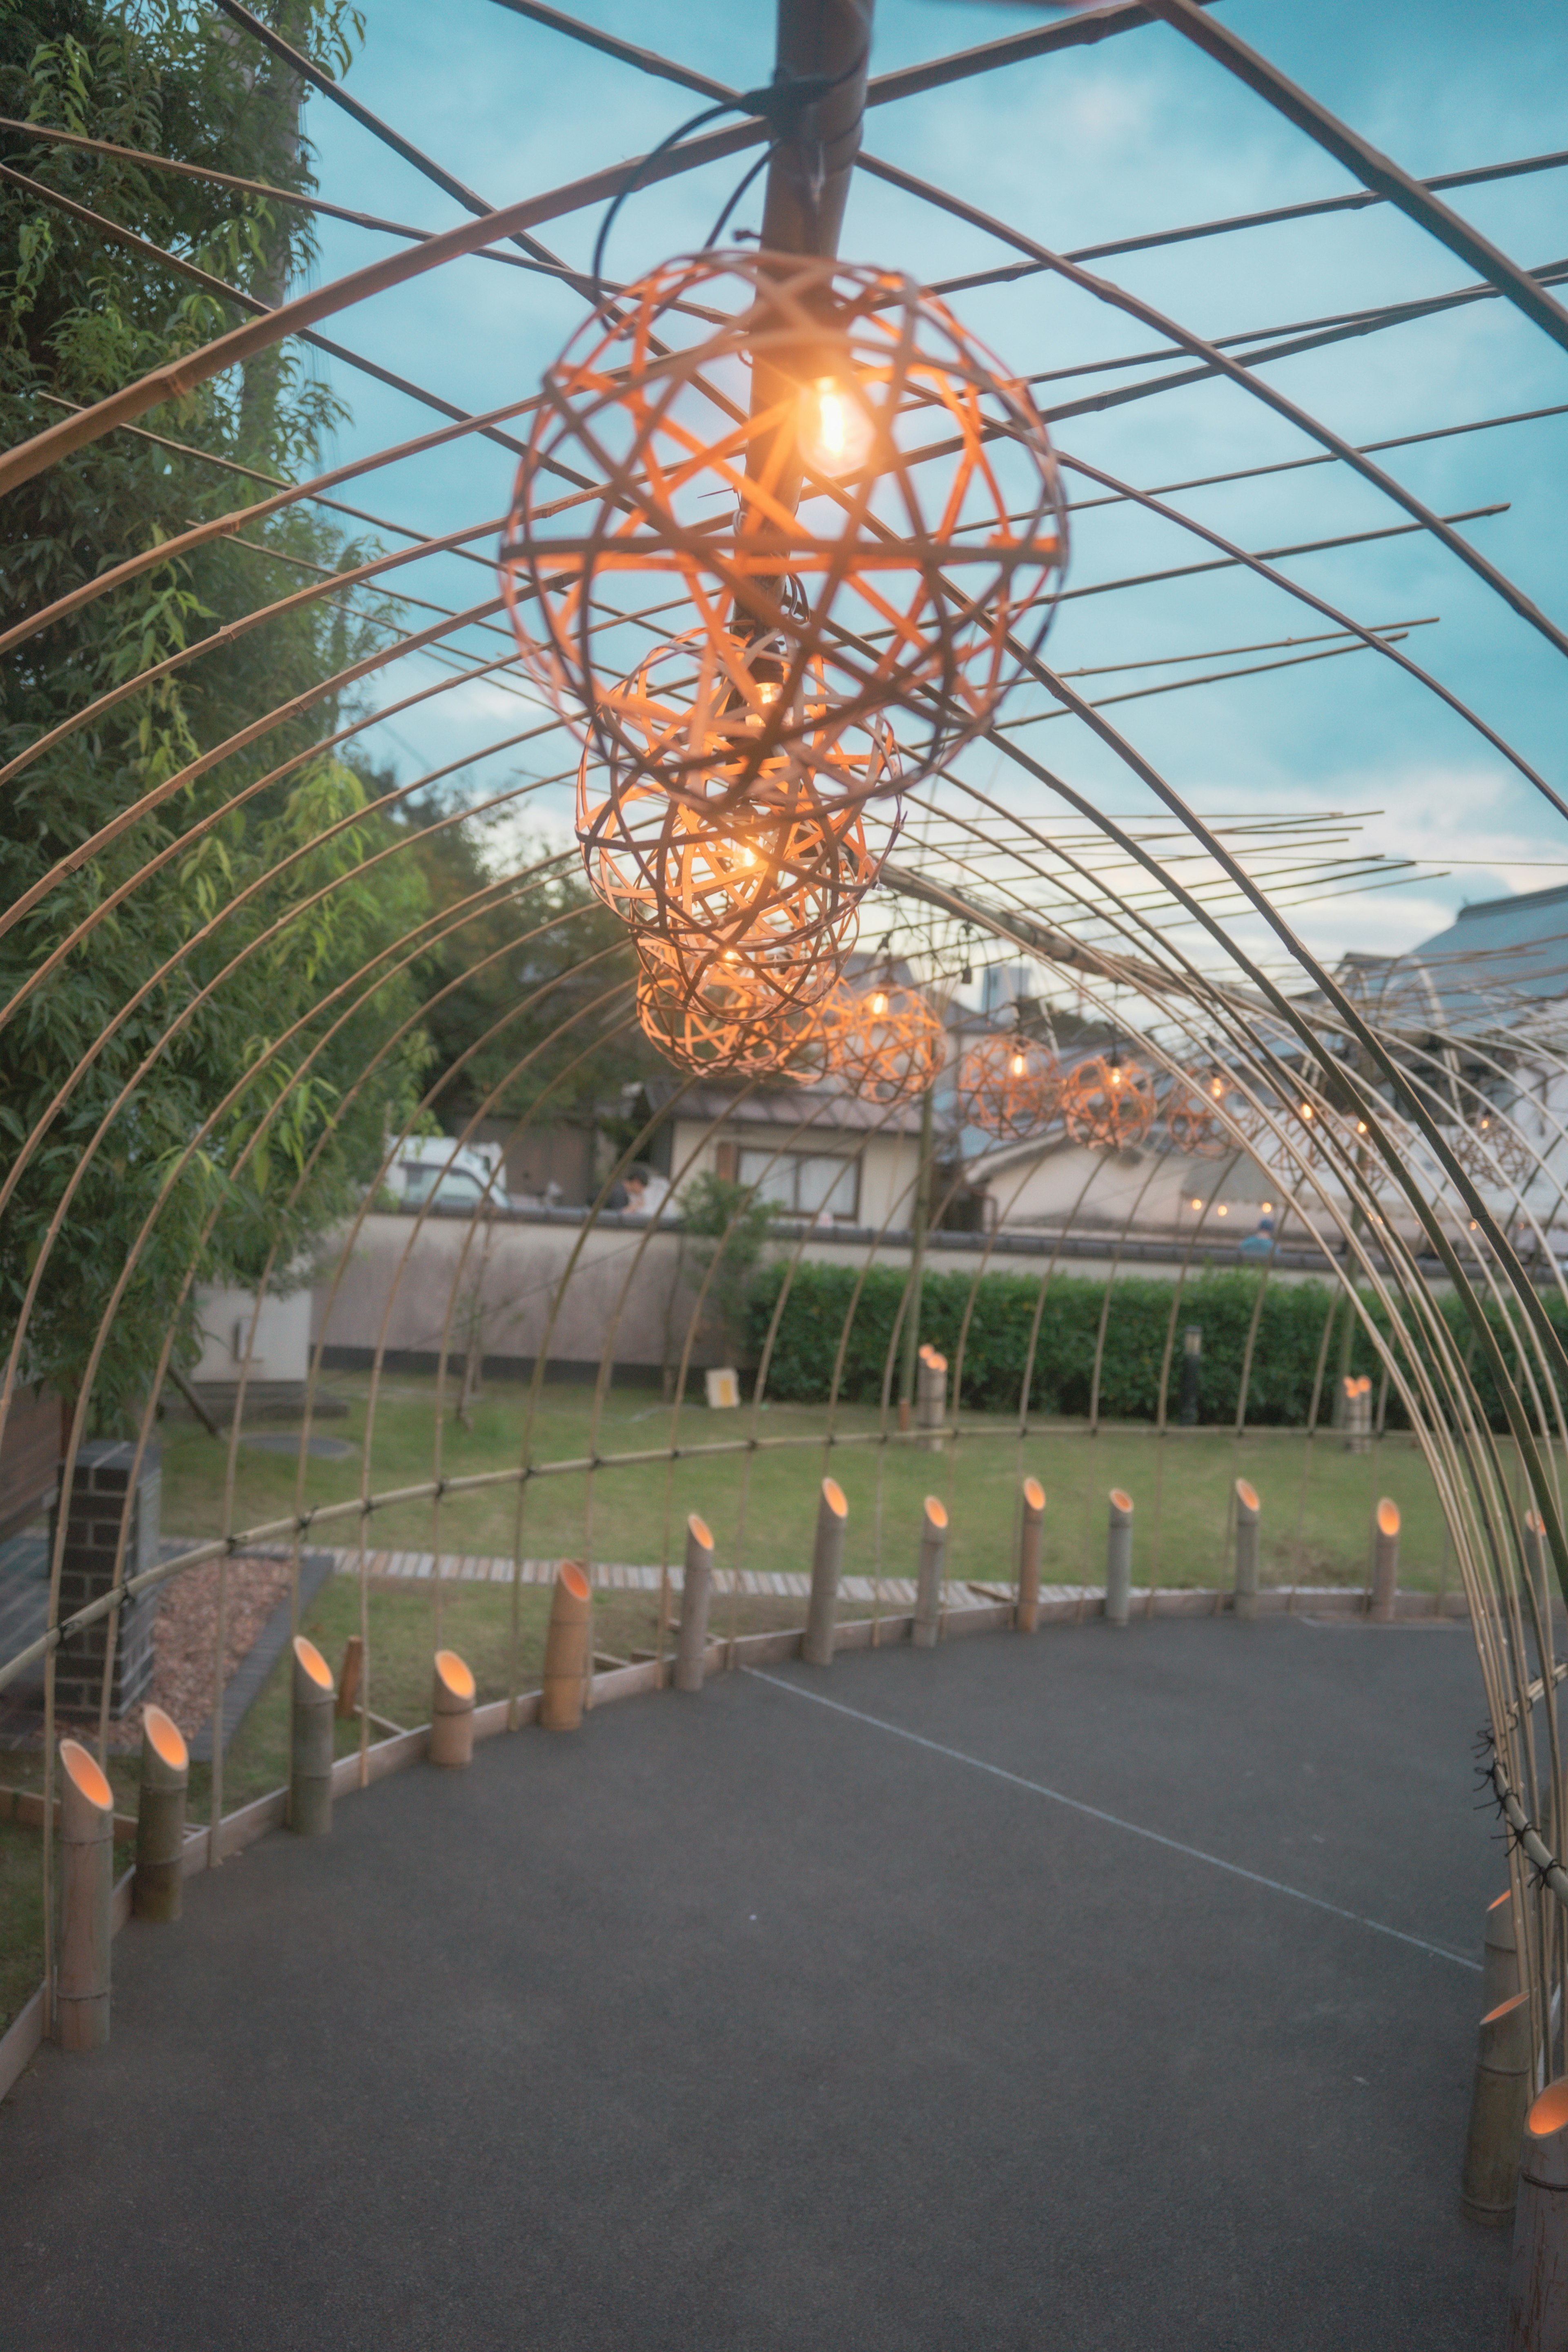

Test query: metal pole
[804,1477,849,1666]
[1017,1476,1045,1632]
[912,1494,949,1649]
[1106,1489,1134,1627]
[675,1512,715,1692]
[1370,1497,1400,1622]
[1233,1478,1261,1620]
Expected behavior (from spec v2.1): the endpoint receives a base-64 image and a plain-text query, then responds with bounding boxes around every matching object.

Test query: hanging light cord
[589,49,868,306]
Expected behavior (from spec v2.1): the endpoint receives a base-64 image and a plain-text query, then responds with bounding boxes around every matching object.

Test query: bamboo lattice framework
[2,0,1568,2096]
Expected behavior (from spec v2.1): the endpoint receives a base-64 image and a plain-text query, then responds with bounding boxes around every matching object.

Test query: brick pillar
[50,1443,162,1719]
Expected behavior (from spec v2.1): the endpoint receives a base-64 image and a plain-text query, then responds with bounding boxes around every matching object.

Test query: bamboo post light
[1017,1477,1045,1633]
[916,1348,947,1455]
[1106,1491,1134,1628]
[290,1635,336,1836]
[542,1562,592,1730]
[1344,1375,1372,1454]
[1462,1991,1534,2226]
[804,1478,848,1668]
[430,1649,476,1768]
[1505,2078,1568,2345]
[675,1514,715,1693]
[1485,1892,1522,2016]
[1370,1498,1401,1623]
[1233,1480,1261,1621]
[912,1495,950,1650]
[133,1703,188,1923]
[56,1737,113,2051]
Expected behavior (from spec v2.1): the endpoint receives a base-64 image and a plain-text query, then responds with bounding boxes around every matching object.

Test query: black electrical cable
[588,49,867,304]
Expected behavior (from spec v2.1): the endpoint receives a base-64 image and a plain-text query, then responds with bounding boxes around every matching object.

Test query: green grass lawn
[158,1373,1457,1601]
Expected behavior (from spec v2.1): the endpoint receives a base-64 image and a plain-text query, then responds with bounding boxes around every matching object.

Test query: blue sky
[283,0,1568,966]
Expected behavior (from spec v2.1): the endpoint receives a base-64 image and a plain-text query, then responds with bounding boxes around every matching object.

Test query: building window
[735,1147,859,1221]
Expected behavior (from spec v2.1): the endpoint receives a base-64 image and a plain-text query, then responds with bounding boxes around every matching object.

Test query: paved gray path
[2,1615,1513,2349]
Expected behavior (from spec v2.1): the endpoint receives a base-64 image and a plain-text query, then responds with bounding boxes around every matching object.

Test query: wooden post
[911,1495,950,1650]
[541,1562,591,1729]
[57,1739,112,2051]
[675,1513,715,1693]
[1370,1497,1400,1621]
[803,1478,849,1667]
[133,1704,188,1923]
[1486,1890,1523,2016]
[1463,1991,1534,2224]
[335,1634,363,1719]
[1017,1477,1045,1633]
[1233,1478,1261,1620]
[430,1649,476,1767]
[917,1348,948,1454]
[290,1635,335,1835]
[1505,2078,1568,2344]
[1106,1489,1134,1626]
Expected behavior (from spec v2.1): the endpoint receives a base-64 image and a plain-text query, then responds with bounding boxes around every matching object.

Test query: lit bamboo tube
[1233,1479,1261,1621]
[911,1495,950,1650]
[1016,1477,1045,1633]
[917,1350,948,1454]
[430,1648,476,1767]
[57,1738,113,2051]
[290,1635,336,1835]
[1462,1990,1534,2224]
[1370,1497,1400,1623]
[1505,2077,1568,2343]
[1485,1890,1522,2016]
[541,1562,591,1730]
[675,1514,715,1694]
[1105,1490,1134,1627]
[803,1479,849,1668]
[133,1704,188,1923]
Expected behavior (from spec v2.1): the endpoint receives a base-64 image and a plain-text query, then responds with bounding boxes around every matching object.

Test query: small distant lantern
[1166,1067,1232,1159]
[1062,1050,1154,1150]
[956,1033,1058,1140]
[820,979,945,1107]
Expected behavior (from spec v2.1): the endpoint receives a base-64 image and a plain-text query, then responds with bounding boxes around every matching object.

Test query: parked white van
[384,1138,512,1213]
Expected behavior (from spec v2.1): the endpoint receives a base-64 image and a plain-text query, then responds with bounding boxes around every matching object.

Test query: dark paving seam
[187,1548,334,1762]
[743,1663,1483,1971]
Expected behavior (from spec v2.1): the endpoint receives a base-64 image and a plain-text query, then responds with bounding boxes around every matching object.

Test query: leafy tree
[0,0,434,1434]
[680,1172,777,1364]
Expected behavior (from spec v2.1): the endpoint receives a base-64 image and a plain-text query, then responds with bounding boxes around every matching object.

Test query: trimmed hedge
[745,1258,1568,1431]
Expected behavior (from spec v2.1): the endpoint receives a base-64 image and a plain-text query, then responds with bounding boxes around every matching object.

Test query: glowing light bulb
[1217,1204,1229,1217]
[1300,1104,1314,1120]
[797,374,875,477]
[1261,1201,1273,1213]
[756,680,781,708]
[1010,1053,1026,1078]
[1190,1197,1202,1211]
[1109,1067,1123,1088]
[1209,1077,1224,1099]
[871,993,888,1017]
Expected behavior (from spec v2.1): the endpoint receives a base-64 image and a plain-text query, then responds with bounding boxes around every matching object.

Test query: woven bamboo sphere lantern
[1062,1051,1154,1150]
[577,636,895,1000]
[635,940,823,1081]
[1166,1067,1234,1159]
[956,1034,1058,1140]
[499,249,1069,792]
[1458,1104,1533,1185]
[820,978,945,1107]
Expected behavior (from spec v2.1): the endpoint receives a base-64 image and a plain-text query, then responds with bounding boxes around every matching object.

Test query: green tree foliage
[680,1172,777,1360]
[746,1259,1568,1432]
[0,0,434,1432]
[376,787,657,1133]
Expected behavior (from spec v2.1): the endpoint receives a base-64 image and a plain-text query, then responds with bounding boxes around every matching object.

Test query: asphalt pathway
[2,1613,1513,2350]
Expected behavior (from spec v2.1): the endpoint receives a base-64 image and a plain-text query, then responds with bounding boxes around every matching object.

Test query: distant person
[1239,1214,1276,1258]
